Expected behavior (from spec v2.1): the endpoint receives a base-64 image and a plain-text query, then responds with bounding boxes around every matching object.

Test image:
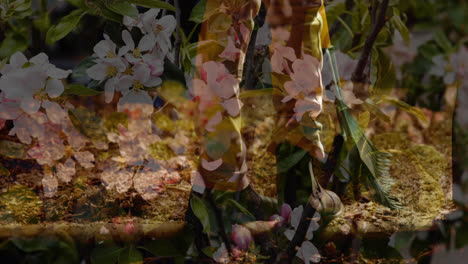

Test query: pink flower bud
[125,220,136,235]
[280,203,292,222]
[231,224,253,250]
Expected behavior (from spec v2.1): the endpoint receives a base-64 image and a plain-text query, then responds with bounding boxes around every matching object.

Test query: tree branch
[351,0,389,83]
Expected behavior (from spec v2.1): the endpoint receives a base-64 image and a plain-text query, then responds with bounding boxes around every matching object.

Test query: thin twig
[351,0,390,83]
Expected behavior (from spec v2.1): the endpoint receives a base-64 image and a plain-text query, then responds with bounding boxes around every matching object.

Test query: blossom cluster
[0,52,94,197]
[0,8,186,200]
[87,9,176,117]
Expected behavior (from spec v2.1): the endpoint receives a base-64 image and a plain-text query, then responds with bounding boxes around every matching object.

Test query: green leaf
[119,245,143,264]
[363,98,392,123]
[433,29,452,52]
[128,0,175,11]
[64,84,102,96]
[71,56,96,79]
[91,243,124,264]
[10,0,33,12]
[33,13,51,33]
[10,238,48,253]
[46,9,87,45]
[208,13,232,33]
[99,7,124,23]
[325,1,346,25]
[190,195,211,234]
[187,40,223,58]
[106,2,139,18]
[0,140,29,160]
[189,0,206,23]
[226,199,255,221]
[371,48,396,97]
[327,48,401,210]
[0,32,28,59]
[189,0,219,23]
[300,114,323,145]
[351,1,369,33]
[277,148,308,174]
[391,232,414,251]
[65,0,88,9]
[391,8,409,45]
[382,96,428,123]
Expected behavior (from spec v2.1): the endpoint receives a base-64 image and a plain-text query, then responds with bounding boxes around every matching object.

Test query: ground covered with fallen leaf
[0,92,456,263]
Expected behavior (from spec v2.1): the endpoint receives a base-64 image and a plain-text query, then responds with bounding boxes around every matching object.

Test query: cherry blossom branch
[351,0,389,83]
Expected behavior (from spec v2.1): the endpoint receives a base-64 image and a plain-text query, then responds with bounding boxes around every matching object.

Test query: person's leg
[264,0,326,206]
[189,1,261,195]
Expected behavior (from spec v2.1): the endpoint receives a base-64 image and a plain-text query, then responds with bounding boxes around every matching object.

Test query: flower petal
[20,97,41,114]
[284,229,295,241]
[45,79,64,98]
[222,97,243,116]
[10,52,28,69]
[290,205,303,229]
[296,241,321,263]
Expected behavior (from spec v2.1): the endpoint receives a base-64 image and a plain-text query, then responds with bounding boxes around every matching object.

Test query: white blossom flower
[119,30,155,63]
[93,34,118,59]
[141,14,176,58]
[87,57,127,103]
[281,55,323,122]
[113,62,163,115]
[0,52,70,114]
[123,9,160,34]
